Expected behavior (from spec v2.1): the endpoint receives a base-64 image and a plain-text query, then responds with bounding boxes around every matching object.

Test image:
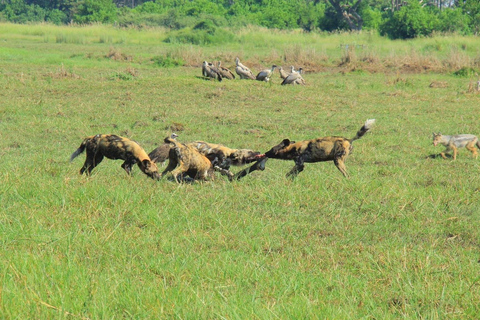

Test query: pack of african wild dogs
[70,57,480,182]
[70,119,376,182]
[70,120,480,182]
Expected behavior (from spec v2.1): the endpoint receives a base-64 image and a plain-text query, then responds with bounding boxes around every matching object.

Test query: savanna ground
[1,23,480,319]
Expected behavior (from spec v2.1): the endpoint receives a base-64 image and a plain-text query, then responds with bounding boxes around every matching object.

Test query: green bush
[152,55,185,68]
[437,7,471,34]
[3,0,46,23]
[379,0,439,39]
[453,67,477,77]
[73,0,117,24]
[164,25,235,45]
[46,9,68,25]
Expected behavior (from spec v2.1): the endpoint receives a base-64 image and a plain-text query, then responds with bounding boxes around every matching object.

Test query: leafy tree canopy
[0,0,478,39]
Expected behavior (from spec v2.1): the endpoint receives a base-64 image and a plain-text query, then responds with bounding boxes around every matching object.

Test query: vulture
[278,66,289,80]
[216,61,235,80]
[256,65,277,82]
[235,57,255,80]
[202,61,222,81]
[281,67,306,86]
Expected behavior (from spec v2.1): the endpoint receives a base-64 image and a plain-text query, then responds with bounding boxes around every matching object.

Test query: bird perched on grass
[216,61,235,80]
[235,57,255,80]
[256,65,277,82]
[278,66,289,80]
[202,61,222,81]
[281,67,305,85]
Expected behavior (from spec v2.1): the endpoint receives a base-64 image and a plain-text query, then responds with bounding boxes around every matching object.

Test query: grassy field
[1,23,480,319]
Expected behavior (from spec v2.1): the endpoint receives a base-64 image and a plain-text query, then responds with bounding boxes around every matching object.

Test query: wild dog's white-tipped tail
[364,119,376,129]
[352,119,376,141]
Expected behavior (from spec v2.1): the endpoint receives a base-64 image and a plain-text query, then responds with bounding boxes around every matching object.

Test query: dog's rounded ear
[282,139,291,145]
[142,159,151,168]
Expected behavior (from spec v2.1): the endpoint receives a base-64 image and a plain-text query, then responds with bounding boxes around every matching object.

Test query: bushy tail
[164,135,180,148]
[351,119,376,142]
[70,138,89,162]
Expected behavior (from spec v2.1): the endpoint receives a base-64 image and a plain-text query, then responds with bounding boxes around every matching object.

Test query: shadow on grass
[425,153,451,159]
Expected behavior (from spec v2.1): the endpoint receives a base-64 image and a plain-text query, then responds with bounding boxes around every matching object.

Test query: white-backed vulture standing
[235,57,255,80]
[278,66,289,80]
[202,61,222,81]
[256,65,277,82]
[216,61,235,80]
[281,67,305,86]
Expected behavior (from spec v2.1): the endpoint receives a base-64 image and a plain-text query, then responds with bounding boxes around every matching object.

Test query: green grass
[1,23,480,319]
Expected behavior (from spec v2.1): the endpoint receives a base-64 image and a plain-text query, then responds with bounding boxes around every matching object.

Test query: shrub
[46,9,68,25]
[380,0,439,39]
[453,67,477,77]
[437,7,471,34]
[152,55,185,68]
[3,0,46,23]
[73,0,117,24]
[163,25,235,45]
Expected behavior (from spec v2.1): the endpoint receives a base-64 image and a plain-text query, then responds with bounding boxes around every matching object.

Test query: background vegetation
[0,0,480,39]
[1,23,480,318]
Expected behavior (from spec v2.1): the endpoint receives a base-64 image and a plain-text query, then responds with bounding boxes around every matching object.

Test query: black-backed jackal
[432,133,480,160]
[261,119,376,178]
[70,134,160,179]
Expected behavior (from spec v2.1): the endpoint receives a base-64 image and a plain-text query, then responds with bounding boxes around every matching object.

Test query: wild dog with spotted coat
[261,119,375,178]
[189,141,261,179]
[149,139,261,180]
[70,134,160,179]
[160,136,215,182]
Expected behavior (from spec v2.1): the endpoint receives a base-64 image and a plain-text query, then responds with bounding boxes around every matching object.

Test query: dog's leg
[121,159,136,175]
[452,145,458,160]
[160,159,178,179]
[234,158,268,181]
[466,141,478,158]
[286,157,304,179]
[82,150,103,175]
[170,167,185,183]
[214,165,234,180]
[80,157,91,175]
[334,148,349,178]
[334,158,349,177]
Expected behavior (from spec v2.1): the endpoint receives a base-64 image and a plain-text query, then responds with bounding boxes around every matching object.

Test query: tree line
[0,0,479,39]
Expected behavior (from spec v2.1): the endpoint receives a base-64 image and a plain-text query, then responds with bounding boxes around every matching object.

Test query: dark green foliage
[379,0,439,39]
[46,8,68,25]
[3,0,47,23]
[437,7,471,34]
[73,0,117,24]
[0,0,477,39]
[458,0,480,34]
[152,55,185,67]
[164,23,235,45]
[453,67,477,77]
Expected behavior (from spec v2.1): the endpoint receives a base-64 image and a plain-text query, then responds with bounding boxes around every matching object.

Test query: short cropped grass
[1,23,480,319]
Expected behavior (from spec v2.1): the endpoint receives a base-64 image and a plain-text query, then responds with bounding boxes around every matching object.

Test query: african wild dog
[70,134,160,179]
[160,136,215,182]
[189,141,261,180]
[261,119,376,178]
[149,139,262,180]
[432,133,480,160]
